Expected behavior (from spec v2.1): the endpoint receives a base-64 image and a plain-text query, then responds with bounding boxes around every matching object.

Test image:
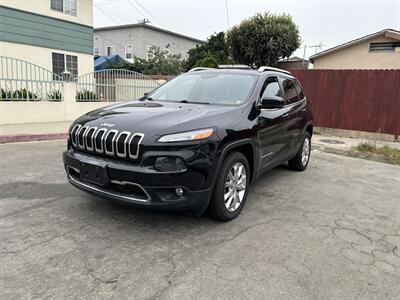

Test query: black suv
[63,66,313,221]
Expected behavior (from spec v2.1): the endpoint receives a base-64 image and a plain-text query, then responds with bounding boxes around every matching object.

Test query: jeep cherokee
[63,66,313,221]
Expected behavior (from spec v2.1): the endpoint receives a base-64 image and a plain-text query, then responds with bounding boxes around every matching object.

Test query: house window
[51,0,77,16]
[52,53,78,80]
[106,46,114,56]
[369,42,400,52]
[125,45,133,60]
[147,45,157,60]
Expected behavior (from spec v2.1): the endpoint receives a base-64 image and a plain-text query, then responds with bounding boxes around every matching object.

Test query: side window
[260,76,281,99]
[294,80,305,100]
[281,78,299,105]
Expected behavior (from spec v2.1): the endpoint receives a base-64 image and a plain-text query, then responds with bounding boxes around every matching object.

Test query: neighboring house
[310,29,400,69]
[0,0,93,78]
[276,56,309,70]
[94,23,204,62]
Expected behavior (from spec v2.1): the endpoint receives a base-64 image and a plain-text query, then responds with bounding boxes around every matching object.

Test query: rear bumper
[63,149,214,213]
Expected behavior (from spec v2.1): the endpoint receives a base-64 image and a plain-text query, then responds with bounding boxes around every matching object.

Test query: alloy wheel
[224,162,247,212]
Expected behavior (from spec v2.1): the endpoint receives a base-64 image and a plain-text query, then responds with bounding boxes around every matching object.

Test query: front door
[257,76,290,169]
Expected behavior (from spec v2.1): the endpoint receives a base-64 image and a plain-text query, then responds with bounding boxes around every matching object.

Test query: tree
[105,48,186,75]
[226,12,301,67]
[186,32,229,69]
[193,53,218,68]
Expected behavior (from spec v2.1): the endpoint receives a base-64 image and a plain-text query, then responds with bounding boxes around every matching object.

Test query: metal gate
[75,69,161,102]
[0,56,63,101]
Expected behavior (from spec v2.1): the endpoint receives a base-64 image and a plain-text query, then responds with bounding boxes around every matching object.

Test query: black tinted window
[294,80,305,99]
[281,79,299,104]
[260,76,281,98]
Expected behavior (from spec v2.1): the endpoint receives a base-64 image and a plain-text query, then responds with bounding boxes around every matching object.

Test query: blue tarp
[94,55,125,71]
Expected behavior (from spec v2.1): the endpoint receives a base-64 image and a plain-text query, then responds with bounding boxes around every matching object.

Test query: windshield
[148,73,258,105]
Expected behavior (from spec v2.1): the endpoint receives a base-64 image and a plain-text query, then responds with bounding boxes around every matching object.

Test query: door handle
[282,113,289,118]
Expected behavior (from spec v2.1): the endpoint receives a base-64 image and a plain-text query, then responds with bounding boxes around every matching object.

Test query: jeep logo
[100,123,115,128]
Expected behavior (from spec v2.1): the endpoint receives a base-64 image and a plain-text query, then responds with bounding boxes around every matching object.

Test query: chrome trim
[109,179,151,201]
[66,166,150,203]
[84,127,97,151]
[70,124,81,147]
[77,126,89,149]
[115,131,131,158]
[94,128,107,154]
[128,133,145,159]
[104,129,119,156]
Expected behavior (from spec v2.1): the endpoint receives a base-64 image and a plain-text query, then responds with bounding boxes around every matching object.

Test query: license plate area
[80,160,109,186]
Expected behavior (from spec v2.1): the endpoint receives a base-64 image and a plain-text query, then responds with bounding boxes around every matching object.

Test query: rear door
[280,77,306,155]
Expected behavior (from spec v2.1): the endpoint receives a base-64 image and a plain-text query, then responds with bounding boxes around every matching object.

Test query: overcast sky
[93,0,400,58]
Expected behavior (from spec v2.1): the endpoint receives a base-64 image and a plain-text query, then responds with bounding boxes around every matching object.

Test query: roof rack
[217,64,252,70]
[188,67,215,72]
[258,66,292,75]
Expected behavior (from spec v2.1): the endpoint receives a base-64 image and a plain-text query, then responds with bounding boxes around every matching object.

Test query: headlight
[157,128,214,142]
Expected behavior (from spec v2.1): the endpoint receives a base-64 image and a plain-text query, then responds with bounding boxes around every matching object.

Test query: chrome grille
[70,126,144,159]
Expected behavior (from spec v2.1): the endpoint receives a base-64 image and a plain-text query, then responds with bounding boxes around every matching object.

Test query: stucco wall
[313,36,400,69]
[1,0,93,26]
[0,41,93,77]
[94,26,203,60]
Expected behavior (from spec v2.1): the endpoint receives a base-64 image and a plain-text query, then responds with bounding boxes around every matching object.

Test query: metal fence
[0,56,63,101]
[76,69,161,102]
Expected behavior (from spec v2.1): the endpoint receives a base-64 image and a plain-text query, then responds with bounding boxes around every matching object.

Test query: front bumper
[63,149,214,213]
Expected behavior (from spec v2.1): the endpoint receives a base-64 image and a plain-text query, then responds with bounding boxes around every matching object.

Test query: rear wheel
[208,152,250,221]
[288,132,311,171]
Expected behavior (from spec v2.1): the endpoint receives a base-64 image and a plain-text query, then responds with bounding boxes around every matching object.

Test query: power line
[125,0,148,23]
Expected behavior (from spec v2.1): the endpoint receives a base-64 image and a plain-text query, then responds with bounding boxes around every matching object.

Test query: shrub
[76,90,98,101]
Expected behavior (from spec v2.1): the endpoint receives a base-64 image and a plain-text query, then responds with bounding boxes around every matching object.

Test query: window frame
[50,0,77,16]
[259,75,283,102]
[125,44,133,60]
[52,52,78,80]
[294,79,305,100]
[280,77,300,105]
[147,45,157,60]
[106,45,115,56]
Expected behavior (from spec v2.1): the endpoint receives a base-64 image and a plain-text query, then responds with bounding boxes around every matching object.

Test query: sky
[93,0,400,59]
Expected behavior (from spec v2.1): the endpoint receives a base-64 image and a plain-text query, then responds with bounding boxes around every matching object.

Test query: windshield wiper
[179,100,210,105]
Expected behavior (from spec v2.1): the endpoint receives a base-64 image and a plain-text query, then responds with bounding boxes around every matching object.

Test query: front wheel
[288,132,311,171]
[208,152,250,221]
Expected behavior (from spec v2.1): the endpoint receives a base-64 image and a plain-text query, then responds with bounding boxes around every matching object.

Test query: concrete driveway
[1,141,399,299]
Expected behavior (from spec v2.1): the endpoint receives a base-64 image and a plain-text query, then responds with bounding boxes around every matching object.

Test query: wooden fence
[291,69,400,136]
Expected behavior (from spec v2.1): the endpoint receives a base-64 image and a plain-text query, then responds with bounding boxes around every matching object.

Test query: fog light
[175,188,184,197]
[154,156,186,172]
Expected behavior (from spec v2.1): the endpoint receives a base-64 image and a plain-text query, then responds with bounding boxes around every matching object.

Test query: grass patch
[351,141,400,165]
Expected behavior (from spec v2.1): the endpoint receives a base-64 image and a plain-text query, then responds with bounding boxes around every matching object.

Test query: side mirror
[259,95,285,109]
[143,92,149,97]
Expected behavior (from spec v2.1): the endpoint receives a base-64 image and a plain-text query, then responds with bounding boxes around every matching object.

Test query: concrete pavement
[1,141,400,299]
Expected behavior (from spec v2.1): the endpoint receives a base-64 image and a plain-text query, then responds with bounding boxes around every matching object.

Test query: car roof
[187,68,295,79]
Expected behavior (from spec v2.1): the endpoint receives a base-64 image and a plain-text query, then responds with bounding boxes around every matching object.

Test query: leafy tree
[226,12,301,67]
[186,32,229,69]
[105,48,186,75]
[193,53,218,68]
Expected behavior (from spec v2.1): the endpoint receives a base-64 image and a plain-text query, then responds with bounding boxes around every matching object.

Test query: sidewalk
[312,134,399,154]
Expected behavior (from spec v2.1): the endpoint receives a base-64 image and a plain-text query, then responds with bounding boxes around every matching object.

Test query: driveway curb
[0,133,68,144]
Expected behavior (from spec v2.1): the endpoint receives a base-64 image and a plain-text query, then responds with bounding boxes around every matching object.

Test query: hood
[74,100,244,141]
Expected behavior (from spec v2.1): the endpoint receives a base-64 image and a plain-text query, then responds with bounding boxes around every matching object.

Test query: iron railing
[0,56,63,101]
[76,69,161,102]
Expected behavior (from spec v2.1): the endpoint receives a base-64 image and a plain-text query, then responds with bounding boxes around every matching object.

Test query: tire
[288,132,311,171]
[208,151,250,221]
